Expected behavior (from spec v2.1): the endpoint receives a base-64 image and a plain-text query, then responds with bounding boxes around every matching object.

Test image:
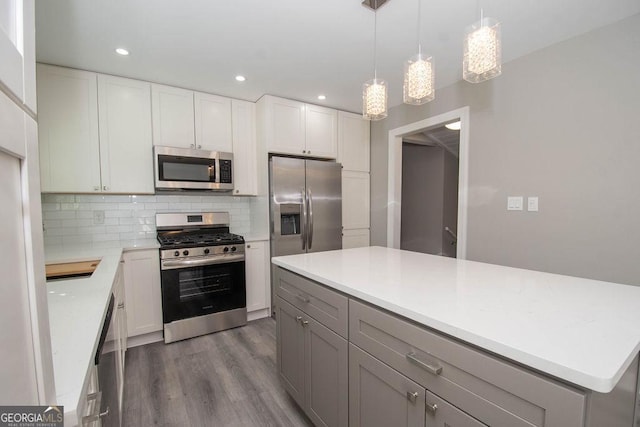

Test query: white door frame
[387,106,470,259]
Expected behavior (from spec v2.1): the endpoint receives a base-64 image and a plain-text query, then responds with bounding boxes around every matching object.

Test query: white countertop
[45,239,159,261]
[272,246,640,393]
[46,246,124,425]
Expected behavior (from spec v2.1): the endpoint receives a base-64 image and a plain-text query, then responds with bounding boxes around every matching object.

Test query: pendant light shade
[363,78,388,120]
[403,53,434,105]
[362,0,387,121]
[463,16,501,83]
[403,0,434,105]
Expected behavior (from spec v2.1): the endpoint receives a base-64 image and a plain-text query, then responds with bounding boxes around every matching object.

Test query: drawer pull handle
[426,403,438,415]
[295,316,303,323]
[406,352,442,375]
[296,293,310,303]
[302,320,309,326]
[406,391,418,403]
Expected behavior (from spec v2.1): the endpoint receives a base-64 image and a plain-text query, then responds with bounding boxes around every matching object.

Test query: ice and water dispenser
[279,203,302,235]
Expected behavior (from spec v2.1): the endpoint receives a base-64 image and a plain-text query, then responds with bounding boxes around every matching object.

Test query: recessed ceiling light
[445,121,461,131]
[317,95,327,100]
[115,48,129,56]
[235,75,246,82]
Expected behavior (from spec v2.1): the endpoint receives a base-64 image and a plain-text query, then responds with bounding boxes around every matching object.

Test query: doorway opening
[401,125,460,257]
[386,107,469,259]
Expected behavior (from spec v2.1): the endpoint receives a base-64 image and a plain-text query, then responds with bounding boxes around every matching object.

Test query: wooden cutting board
[46,260,100,280]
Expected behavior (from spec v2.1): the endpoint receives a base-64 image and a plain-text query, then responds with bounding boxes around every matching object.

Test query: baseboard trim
[127,331,163,348]
[248,308,270,322]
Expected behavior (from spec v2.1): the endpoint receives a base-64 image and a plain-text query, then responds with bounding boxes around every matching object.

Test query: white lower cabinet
[123,249,163,338]
[342,228,370,249]
[245,240,270,315]
[342,170,370,248]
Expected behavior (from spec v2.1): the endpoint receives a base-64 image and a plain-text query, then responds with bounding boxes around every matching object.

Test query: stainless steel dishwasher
[83,293,119,426]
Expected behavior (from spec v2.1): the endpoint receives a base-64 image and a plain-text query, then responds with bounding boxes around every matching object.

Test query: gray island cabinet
[272,247,640,427]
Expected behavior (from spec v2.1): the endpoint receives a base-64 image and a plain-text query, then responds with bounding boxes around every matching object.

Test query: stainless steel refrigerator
[269,156,342,313]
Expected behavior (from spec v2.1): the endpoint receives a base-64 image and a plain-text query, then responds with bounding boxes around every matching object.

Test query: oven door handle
[161,254,245,270]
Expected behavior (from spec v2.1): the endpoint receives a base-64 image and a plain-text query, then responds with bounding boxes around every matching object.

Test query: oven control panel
[160,244,245,260]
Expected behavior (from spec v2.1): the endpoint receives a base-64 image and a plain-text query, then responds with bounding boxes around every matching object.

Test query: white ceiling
[35,0,640,113]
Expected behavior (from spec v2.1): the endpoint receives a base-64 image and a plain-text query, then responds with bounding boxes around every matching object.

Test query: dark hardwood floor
[123,318,313,426]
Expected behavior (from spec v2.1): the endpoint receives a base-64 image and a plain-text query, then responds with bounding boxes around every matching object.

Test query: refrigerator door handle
[301,187,307,250]
[307,187,314,250]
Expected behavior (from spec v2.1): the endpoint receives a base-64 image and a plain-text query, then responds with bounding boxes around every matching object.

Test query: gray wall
[370,14,640,285]
[401,144,445,254]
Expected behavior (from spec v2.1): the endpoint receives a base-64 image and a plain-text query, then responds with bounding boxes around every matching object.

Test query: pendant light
[463,8,502,83]
[362,0,387,121]
[403,0,434,105]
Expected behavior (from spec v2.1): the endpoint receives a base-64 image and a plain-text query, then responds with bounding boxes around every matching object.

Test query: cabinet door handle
[302,150,306,154]
[295,293,310,303]
[198,145,202,149]
[117,303,125,309]
[191,144,195,148]
[426,403,438,415]
[295,316,302,323]
[301,320,309,326]
[247,244,251,248]
[235,189,239,193]
[94,186,100,191]
[406,352,443,375]
[103,185,110,191]
[406,391,418,403]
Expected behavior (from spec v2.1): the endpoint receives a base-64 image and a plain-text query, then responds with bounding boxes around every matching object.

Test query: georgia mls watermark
[0,406,63,427]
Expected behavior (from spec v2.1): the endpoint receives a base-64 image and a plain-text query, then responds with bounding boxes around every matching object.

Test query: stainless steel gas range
[156,212,247,343]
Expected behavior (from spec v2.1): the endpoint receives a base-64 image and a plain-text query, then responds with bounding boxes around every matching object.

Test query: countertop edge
[47,247,124,422]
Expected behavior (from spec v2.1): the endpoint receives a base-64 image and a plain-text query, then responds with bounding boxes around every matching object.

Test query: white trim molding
[387,106,470,259]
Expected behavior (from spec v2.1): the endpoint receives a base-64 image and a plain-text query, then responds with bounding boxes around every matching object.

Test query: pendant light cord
[373,0,378,80]
[417,0,422,55]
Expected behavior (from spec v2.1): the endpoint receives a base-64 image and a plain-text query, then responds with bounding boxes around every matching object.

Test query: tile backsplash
[41,194,252,246]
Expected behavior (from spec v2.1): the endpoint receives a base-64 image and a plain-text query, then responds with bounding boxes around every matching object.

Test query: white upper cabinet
[152,84,234,152]
[38,65,154,194]
[195,92,232,152]
[305,104,338,158]
[264,96,306,155]
[97,75,154,193]
[38,64,101,193]
[259,95,337,159]
[338,111,370,172]
[231,99,257,196]
[151,84,195,148]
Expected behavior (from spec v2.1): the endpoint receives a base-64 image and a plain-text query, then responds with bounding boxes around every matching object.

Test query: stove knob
[231,246,237,252]
[174,251,180,257]
[223,247,229,253]
[183,250,189,256]
[204,248,210,254]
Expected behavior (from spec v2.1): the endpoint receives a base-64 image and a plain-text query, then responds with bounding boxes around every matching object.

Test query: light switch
[507,196,523,211]
[528,197,539,212]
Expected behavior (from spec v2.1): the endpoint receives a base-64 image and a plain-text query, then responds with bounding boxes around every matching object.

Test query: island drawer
[275,267,348,338]
[349,300,586,427]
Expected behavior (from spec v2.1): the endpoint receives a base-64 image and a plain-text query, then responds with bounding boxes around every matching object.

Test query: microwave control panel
[219,160,232,184]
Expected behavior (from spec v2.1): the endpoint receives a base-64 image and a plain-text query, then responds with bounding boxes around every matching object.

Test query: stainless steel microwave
[154,146,233,191]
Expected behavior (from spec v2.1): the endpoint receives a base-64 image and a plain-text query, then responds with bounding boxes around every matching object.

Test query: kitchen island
[272,246,640,427]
